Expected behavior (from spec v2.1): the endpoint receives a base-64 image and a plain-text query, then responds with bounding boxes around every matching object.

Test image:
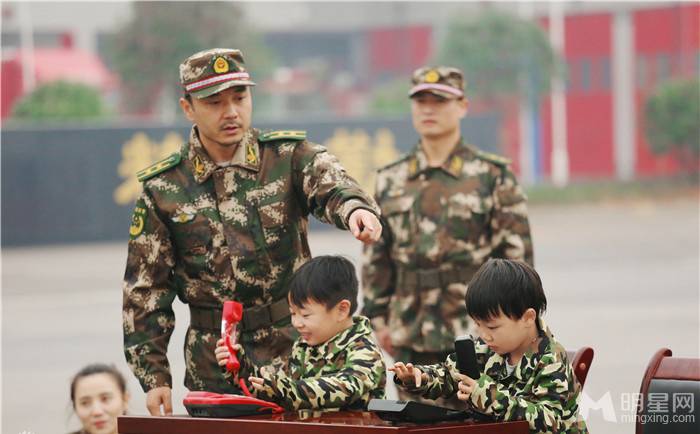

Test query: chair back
[566,347,594,388]
[636,348,700,434]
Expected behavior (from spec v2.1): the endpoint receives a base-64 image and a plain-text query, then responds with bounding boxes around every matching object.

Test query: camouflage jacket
[123,126,379,393]
[254,316,386,411]
[362,140,533,353]
[398,320,588,433]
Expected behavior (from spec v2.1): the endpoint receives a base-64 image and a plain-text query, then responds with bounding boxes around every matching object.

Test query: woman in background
[69,363,129,434]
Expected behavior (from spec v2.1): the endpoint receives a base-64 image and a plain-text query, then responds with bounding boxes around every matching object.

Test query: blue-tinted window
[637,55,647,89]
[580,58,592,92]
[600,57,611,90]
[656,53,671,83]
[565,59,574,92]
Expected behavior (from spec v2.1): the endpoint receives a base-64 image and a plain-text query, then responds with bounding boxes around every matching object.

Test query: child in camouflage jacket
[391,259,588,433]
[216,255,386,411]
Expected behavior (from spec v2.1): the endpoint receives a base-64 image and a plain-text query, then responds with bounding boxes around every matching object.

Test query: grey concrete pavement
[2,196,698,433]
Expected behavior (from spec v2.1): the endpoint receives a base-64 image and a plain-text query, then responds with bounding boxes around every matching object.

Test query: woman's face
[73,373,129,434]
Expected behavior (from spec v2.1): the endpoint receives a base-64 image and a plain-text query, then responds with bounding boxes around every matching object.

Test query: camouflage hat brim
[190,79,256,99]
[409,83,463,99]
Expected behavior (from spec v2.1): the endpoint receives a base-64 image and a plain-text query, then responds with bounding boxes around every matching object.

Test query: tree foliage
[644,78,700,169]
[106,2,276,114]
[11,81,106,121]
[369,78,411,116]
[437,9,561,100]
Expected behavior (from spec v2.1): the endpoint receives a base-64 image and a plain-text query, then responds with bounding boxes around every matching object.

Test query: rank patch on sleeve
[129,206,147,238]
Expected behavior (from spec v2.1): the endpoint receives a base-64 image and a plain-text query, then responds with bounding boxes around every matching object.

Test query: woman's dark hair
[288,255,358,313]
[70,363,127,407]
[465,259,547,322]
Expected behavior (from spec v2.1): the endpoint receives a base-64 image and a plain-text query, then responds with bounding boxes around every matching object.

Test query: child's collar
[302,316,372,360]
[492,318,554,377]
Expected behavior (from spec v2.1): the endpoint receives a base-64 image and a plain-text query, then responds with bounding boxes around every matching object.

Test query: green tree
[437,9,561,100]
[644,78,700,173]
[369,78,410,116]
[11,81,106,121]
[106,1,276,115]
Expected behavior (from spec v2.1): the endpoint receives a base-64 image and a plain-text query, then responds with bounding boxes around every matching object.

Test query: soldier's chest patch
[172,211,196,223]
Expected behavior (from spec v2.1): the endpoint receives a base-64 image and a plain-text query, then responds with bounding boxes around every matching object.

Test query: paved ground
[2,196,698,434]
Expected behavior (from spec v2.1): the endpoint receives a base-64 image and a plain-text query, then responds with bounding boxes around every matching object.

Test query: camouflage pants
[394,347,466,410]
[184,323,297,393]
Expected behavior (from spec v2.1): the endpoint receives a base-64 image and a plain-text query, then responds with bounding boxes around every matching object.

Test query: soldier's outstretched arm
[489,167,534,265]
[123,190,178,395]
[292,141,381,232]
[348,208,382,244]
[361,213,396,352]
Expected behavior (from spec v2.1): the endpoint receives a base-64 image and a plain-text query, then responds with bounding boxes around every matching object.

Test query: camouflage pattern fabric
[392,347,464,410]
[254,316,386,411]
[397,320,589,433]
[409,66,465,99]
[123,126,379,393]
[362,140,533,354]
[179,48,256,99]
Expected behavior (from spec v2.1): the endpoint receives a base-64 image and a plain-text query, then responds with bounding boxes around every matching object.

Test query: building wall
[633,3,699,176]
[532,2,698,181]
[542,12,616,179]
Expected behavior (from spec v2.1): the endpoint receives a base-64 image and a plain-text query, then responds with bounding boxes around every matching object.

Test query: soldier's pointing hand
[348,209,382,244]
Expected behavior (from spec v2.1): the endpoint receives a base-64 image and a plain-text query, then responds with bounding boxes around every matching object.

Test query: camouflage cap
[409,66,465,99]
[180,48,256,99]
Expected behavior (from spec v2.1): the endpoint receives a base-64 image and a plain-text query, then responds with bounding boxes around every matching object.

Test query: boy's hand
[388,362,427,387]
[248,376,265,393]
[456,373,476,402]
[215,338,242,367]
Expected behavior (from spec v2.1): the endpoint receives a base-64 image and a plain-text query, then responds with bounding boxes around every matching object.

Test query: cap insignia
[424,70,440,83]
[213,56,229,74]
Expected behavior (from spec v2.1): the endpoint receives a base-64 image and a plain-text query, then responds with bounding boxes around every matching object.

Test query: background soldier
[123,48,382,416]
[362,66,533,407]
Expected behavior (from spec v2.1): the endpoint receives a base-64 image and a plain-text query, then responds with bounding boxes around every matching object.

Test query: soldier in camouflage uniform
[392,259,588,433]
[123,48,382,416]
[362,66,533,407]
[216,256,386,410]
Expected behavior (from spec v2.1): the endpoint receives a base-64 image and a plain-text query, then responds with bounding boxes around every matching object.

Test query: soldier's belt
[397,267,474,289]
[189,298,291,332]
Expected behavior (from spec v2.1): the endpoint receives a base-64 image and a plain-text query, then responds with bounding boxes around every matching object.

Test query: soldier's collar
[188,126,260,183]
[230,129,260,172]
[188,127,218,183]
[408,139,469,179]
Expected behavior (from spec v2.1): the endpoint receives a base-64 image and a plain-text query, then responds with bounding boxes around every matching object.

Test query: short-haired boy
[391,259,588,433]
[216,255,386,411]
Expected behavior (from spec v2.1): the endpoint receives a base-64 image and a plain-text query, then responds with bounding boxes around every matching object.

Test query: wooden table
[119,411,530,433]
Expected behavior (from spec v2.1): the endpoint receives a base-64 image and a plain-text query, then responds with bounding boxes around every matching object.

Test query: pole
[549,1,569,187]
